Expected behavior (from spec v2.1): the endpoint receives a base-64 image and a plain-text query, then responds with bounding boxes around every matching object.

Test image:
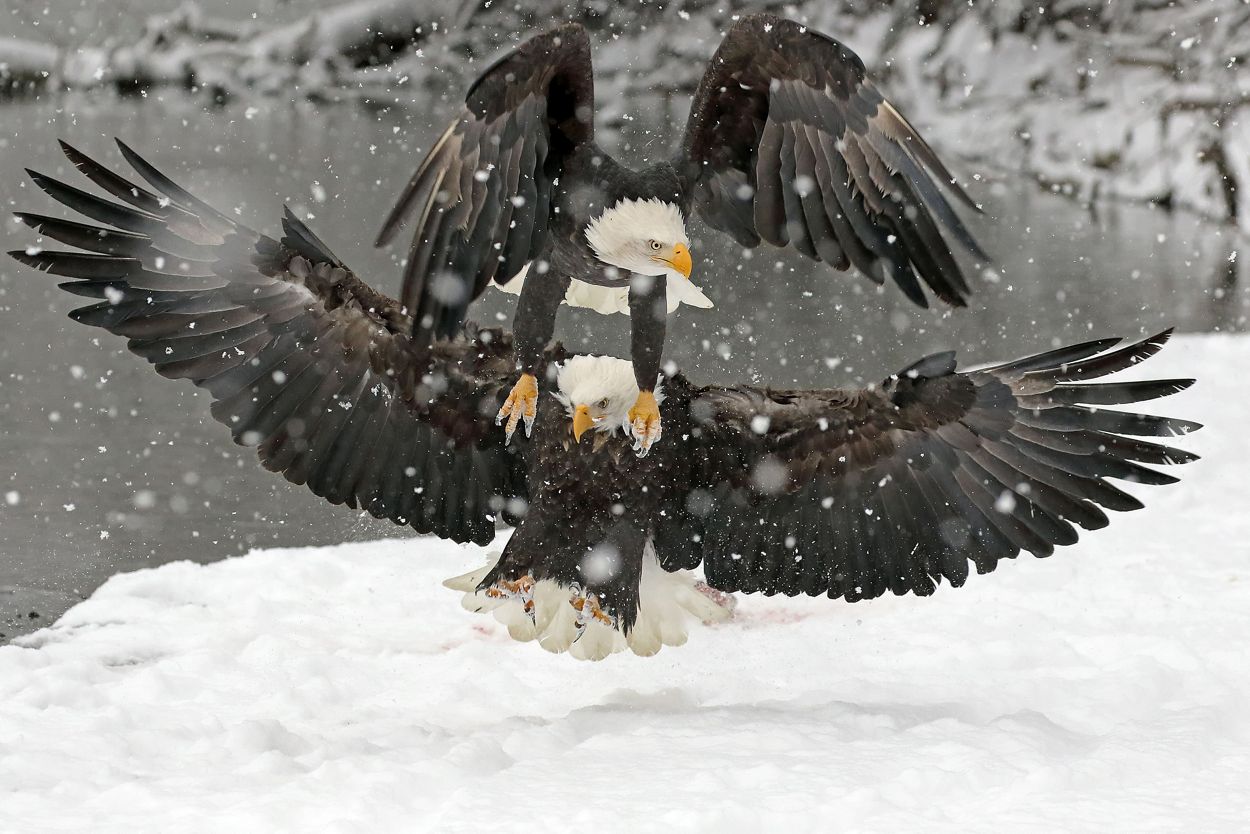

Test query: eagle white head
[585,198,692,279]
[497,197,711,315]
[555,355,665,442]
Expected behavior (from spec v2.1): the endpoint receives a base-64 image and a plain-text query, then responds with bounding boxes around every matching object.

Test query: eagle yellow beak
[658,243,692,279]
[572,404,594,441]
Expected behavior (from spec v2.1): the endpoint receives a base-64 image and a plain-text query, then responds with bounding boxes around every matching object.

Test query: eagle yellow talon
[570,589,617,641]
[627,390,662,457]
[483,574,535,600]
[483,575,536,622]
[571,594,615,625]
[496,373,539,444]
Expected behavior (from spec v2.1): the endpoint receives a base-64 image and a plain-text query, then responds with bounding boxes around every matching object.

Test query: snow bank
[877,2,1250,230]
[1,334,1246,832]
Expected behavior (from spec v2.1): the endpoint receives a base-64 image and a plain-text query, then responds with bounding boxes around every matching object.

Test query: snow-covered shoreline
[1,334,1245,831]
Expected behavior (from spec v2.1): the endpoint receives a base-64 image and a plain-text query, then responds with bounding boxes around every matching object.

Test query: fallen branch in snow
[1160,93,1250,116]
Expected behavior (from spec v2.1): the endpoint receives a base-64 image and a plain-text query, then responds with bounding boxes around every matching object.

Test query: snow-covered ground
[1,334,1247,832]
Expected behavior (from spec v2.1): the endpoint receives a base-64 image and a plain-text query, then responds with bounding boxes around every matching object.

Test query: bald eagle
[375,14,986,455]
[11,141,1198,660]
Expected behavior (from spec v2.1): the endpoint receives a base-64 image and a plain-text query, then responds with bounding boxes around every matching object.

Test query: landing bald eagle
[12,142,1197,660]
[376,14,986,455]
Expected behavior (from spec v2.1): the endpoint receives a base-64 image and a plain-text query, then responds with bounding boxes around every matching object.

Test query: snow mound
[2,335,1248,832]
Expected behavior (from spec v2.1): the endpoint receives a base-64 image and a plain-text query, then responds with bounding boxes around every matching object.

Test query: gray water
[1,91,1244,640]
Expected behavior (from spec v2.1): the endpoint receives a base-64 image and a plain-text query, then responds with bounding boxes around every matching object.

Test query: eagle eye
[649,240,662,251]
[597,398,609,409]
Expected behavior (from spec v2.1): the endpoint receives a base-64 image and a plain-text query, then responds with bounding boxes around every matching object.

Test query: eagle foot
[483,574,536,622]
[446,553,738,659]
[568,585,617,641]
[496,373,539,444]
[627,390,662,458]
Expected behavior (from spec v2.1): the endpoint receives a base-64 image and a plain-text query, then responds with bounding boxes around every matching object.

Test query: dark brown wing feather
[375,23,594,342]
[11,140,529,544]
[671,331,1198,599]
[679,13,985,308]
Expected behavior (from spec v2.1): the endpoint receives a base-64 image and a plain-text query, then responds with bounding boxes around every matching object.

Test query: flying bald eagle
[11,141,1197,660]
[376,14,986,456]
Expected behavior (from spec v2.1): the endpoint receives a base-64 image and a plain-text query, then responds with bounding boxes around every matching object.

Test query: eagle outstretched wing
[12,140,528,545]
[665,331,1198,598]
[375,23,595,342]
[679,13,986,307]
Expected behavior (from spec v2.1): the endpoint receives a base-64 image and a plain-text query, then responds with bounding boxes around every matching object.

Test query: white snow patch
[1,335,1248,831]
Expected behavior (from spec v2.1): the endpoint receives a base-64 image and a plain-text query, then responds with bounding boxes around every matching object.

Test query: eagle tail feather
[445,544,734,661]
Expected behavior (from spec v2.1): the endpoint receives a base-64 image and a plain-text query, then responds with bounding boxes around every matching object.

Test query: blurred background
[2,0,1245,639]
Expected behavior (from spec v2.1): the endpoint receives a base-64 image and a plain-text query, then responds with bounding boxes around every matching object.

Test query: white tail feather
[495,263,713,316]
[446,544,734,661]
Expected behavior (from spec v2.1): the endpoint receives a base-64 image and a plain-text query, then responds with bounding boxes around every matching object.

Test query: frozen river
[0,90,1244,639]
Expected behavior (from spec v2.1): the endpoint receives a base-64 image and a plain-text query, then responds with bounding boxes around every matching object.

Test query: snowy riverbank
[1,333,1245,831]
[4,2,1249,228]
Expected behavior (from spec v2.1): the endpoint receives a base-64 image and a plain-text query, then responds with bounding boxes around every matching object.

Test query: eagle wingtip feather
[373,223,396,248]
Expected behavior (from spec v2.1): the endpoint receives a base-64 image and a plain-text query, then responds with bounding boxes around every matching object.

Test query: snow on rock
[863,1,1250,228]
[0,37,58,89]
[13,0,462,101]
[1,334,1248,832]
